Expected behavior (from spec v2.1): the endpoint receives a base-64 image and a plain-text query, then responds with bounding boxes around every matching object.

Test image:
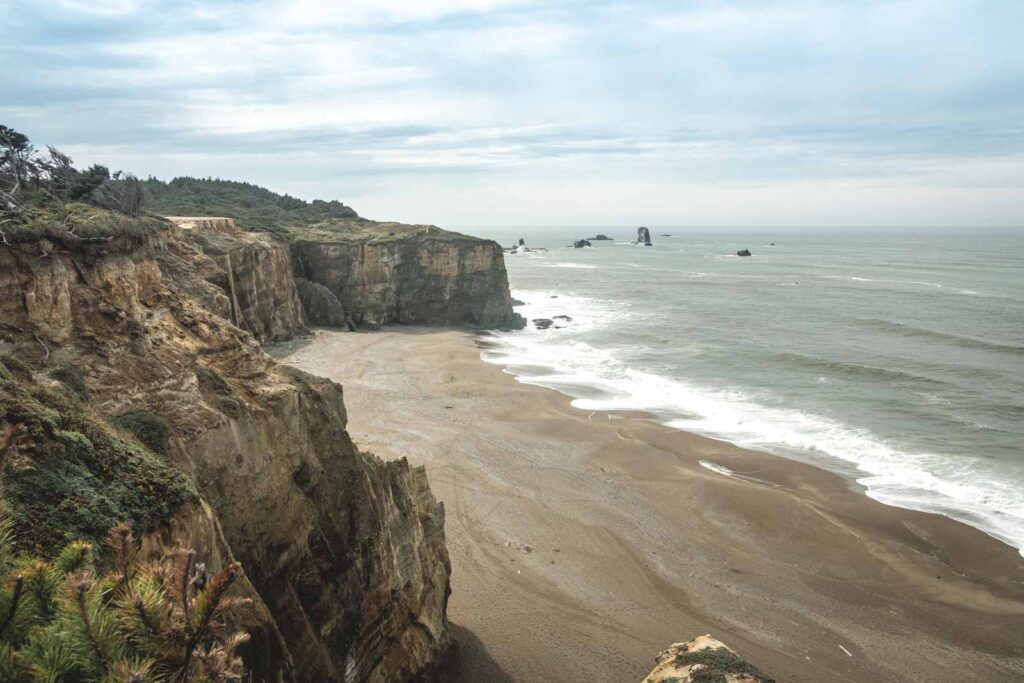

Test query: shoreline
[275,327,1024,682]
[476,329,1024,559]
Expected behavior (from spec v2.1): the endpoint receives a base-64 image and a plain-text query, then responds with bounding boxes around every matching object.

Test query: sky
[1,0,1022,228]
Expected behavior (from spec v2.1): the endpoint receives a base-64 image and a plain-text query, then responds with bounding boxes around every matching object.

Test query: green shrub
[0,520,251,682]
[111,410,170,455]
[211,396,245,420]
[195,366,232,396]
[48,363,88,400]
[0,369,197,555]
[0,356,32,382]
[672,647,774,683]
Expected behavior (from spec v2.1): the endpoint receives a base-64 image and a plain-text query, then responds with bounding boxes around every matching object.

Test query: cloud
[2,0,1022,226]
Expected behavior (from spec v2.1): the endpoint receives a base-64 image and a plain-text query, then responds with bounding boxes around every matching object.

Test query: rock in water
[636,226,653,246]
[533,318,554,330]
[589,234,613,241]
[573,239,592,248]
[643,635,774,683]
[736,249,752,257]
[518,238,526,246]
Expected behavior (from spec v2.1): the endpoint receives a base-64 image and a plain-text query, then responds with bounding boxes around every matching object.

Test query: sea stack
[737,248,752,257]
[637,226,653,246]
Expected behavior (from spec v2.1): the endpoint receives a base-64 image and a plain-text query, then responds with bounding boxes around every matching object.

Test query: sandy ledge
[274,327,1024,682]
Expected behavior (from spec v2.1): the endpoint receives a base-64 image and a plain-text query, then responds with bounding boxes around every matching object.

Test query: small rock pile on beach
[642,635,773,683]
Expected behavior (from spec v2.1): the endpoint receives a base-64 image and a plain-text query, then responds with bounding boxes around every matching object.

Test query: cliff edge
[0,220,451,681]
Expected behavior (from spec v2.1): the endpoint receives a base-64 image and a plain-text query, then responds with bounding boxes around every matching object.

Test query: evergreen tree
[0,510,251,683]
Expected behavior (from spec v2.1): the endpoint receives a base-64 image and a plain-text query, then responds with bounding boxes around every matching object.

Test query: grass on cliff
[2,195,161,249]
[0,363,198,556]
[142,176,484,243]
[143,176,360,236]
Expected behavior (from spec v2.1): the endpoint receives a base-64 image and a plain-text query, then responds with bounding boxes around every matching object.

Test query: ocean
[469,226,1024,555]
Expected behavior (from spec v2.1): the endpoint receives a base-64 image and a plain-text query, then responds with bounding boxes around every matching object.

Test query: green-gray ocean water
[472,227,1024,554]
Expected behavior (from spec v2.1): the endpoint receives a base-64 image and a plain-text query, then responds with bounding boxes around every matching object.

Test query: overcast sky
[2,0,1022,228]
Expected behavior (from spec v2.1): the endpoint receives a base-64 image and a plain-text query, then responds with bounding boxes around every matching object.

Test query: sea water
[469,226,1024,555]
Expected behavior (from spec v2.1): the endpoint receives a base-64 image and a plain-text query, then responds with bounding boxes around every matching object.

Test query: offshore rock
[0,225,452,682]
[573,239,592,248]
[643,635,773,683]
[737,249,752,257]
[636,226,653,246]
[291,224,524,330]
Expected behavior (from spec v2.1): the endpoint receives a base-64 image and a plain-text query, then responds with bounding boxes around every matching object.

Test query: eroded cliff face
[291,226,525,329]
[166,217,307,342]
[0,225,451,681]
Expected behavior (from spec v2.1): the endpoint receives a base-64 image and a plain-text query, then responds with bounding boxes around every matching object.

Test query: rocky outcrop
[643,635,773,683]
[165,217,307,343]
[573,239,592,248]
[736,249,752,257]
[0,224,451,681]
[291,225,524,330]
[636,226,653,246]
[589,234,612,240]
[295,277,351,329]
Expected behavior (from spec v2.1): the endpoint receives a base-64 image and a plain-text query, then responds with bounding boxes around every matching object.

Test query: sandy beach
[275,328,1024,682]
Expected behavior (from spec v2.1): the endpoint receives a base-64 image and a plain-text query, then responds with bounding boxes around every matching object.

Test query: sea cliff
[0,219,453,681]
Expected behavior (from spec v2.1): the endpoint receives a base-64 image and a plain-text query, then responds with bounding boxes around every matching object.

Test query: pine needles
[0,522,251,682]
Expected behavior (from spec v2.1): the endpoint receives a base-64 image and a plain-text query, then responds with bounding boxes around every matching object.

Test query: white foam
[483,293,1024,556]
[824,275,875,282]
[541,262,598,269]
[699,460,736,477]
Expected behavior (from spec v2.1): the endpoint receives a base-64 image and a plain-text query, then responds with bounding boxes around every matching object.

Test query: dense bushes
[143,176,359,234]
[0,363,197,555]
[111,411,170,456]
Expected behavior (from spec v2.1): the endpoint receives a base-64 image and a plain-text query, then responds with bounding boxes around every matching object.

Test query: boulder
[636,227,653,246]
[295,277,350,329]
[736,249,752,257]
[643,635,773,683]
[573,239,592,248]
[533,318,554,330]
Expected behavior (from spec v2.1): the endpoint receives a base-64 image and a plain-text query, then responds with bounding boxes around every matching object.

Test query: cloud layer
[3,0,1022,227]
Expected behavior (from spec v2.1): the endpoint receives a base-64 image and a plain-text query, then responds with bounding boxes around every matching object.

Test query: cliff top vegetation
[1,125,482,246]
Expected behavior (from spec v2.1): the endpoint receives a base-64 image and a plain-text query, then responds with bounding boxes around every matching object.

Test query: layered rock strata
[0,223,451,682]
[291,225,524,329]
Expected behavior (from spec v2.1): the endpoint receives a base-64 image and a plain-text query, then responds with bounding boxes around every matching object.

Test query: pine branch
[0,575,23,637]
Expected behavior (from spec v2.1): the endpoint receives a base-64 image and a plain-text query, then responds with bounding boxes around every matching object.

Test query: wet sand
[275,328,1024,682]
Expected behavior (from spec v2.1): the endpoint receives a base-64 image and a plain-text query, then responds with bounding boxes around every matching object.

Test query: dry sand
[274,328,1024,682]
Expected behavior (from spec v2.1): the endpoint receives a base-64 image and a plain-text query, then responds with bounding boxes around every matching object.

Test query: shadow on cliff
[432,624,514,682]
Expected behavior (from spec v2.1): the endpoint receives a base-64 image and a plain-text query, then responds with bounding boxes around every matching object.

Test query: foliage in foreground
[0,519,250,683]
